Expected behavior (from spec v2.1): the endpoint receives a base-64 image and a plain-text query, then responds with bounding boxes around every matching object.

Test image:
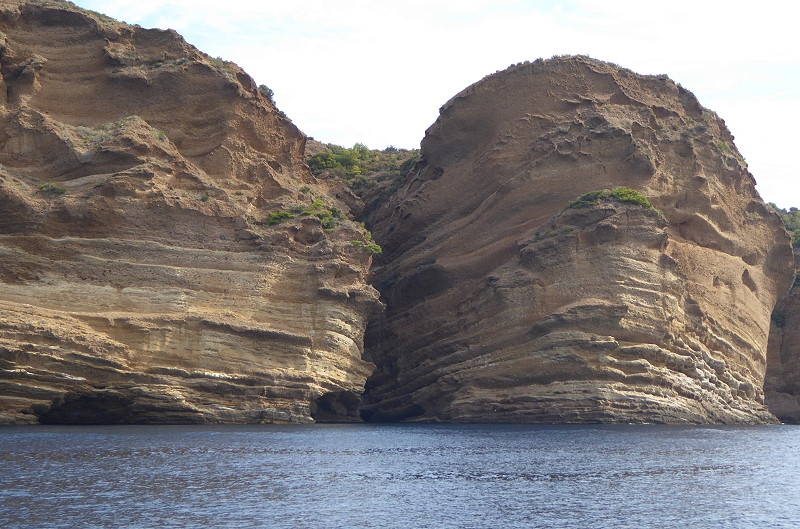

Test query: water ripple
[0,424,798,529]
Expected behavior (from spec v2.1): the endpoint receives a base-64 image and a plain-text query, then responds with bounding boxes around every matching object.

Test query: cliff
[0,0,379,424]
[766,249,800,421]
[361,56,795,423]
[1,3,796,426]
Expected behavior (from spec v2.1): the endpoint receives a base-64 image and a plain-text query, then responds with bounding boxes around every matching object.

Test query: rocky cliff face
[766,249,800,422]
[1,4,795,426]
[0,0,379,424]
[361,56,795,424]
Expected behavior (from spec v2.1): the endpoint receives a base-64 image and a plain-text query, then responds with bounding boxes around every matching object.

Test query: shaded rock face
[0,1,379,424]
[766,249,800,422]
[362,56,795,424]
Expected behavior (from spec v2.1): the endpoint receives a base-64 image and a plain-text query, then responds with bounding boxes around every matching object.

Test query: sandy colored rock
[1,5,796,426]
[0,0,379,424]
[361,56,795,424]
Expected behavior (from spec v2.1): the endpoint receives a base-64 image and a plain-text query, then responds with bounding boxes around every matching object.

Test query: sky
[75,0,799,208]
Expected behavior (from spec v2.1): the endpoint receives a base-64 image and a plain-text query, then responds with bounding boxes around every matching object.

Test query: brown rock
[0,1,379,424]
[766,249,800,422]
[361,56,795,424]
[1,6,794,427]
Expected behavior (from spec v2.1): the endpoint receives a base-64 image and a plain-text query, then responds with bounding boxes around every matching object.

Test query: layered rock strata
[1,4,795,426]
[362,56,795,423]
[0,0,379,424]
[766,249,800,422]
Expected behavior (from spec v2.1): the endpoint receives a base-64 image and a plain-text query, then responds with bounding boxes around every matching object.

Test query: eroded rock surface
[362,56,795,424]
[766,249,800,422]
[1,5,795,426]
[0,1,379,424]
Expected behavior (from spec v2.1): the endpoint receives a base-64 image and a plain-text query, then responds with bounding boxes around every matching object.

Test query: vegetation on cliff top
[308,144,417,181]
[771,204,800,248]
[307,143,419,197]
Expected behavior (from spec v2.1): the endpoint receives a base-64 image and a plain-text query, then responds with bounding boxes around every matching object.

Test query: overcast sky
[75,0,799,208]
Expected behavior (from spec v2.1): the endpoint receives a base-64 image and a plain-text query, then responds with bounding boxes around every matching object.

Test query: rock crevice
[361,57,794,424]
[0,5,796,425]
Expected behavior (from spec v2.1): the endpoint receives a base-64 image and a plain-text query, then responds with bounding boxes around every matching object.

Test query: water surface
[1,424,799,528]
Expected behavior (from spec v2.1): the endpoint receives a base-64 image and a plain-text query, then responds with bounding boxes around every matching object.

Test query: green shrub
[608,187,654,208]
[569,187,658,212]
[75,125,113,145]
[771,204,800,248]
[352,240,382,254]
[208,56,236,81]
[307,152,339,173]
[306,143,419,194]
[258,84,274,102]
[209,56,227,69]
[534,227,574,241]
[39,183,66,196]
[349,176,373,190]
[568,189,606,209]
[746,211,761,221]
[267,210,295,225]
[297,199,342,229]
[363,243,382,254]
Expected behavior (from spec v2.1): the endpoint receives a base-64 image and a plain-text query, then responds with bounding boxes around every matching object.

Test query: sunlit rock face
[1,4,795,427]
[0,1,379,424]
[361,56,795,424]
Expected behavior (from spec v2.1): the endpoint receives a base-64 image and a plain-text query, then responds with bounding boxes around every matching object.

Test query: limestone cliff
[0,0,379,424]
[361,56,795,424]
[766,249,800,422]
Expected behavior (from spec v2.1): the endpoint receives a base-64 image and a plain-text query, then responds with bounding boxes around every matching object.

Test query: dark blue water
[1,424,799,529]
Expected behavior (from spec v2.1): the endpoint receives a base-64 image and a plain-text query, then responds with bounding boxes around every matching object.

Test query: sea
[1,423,799,529]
